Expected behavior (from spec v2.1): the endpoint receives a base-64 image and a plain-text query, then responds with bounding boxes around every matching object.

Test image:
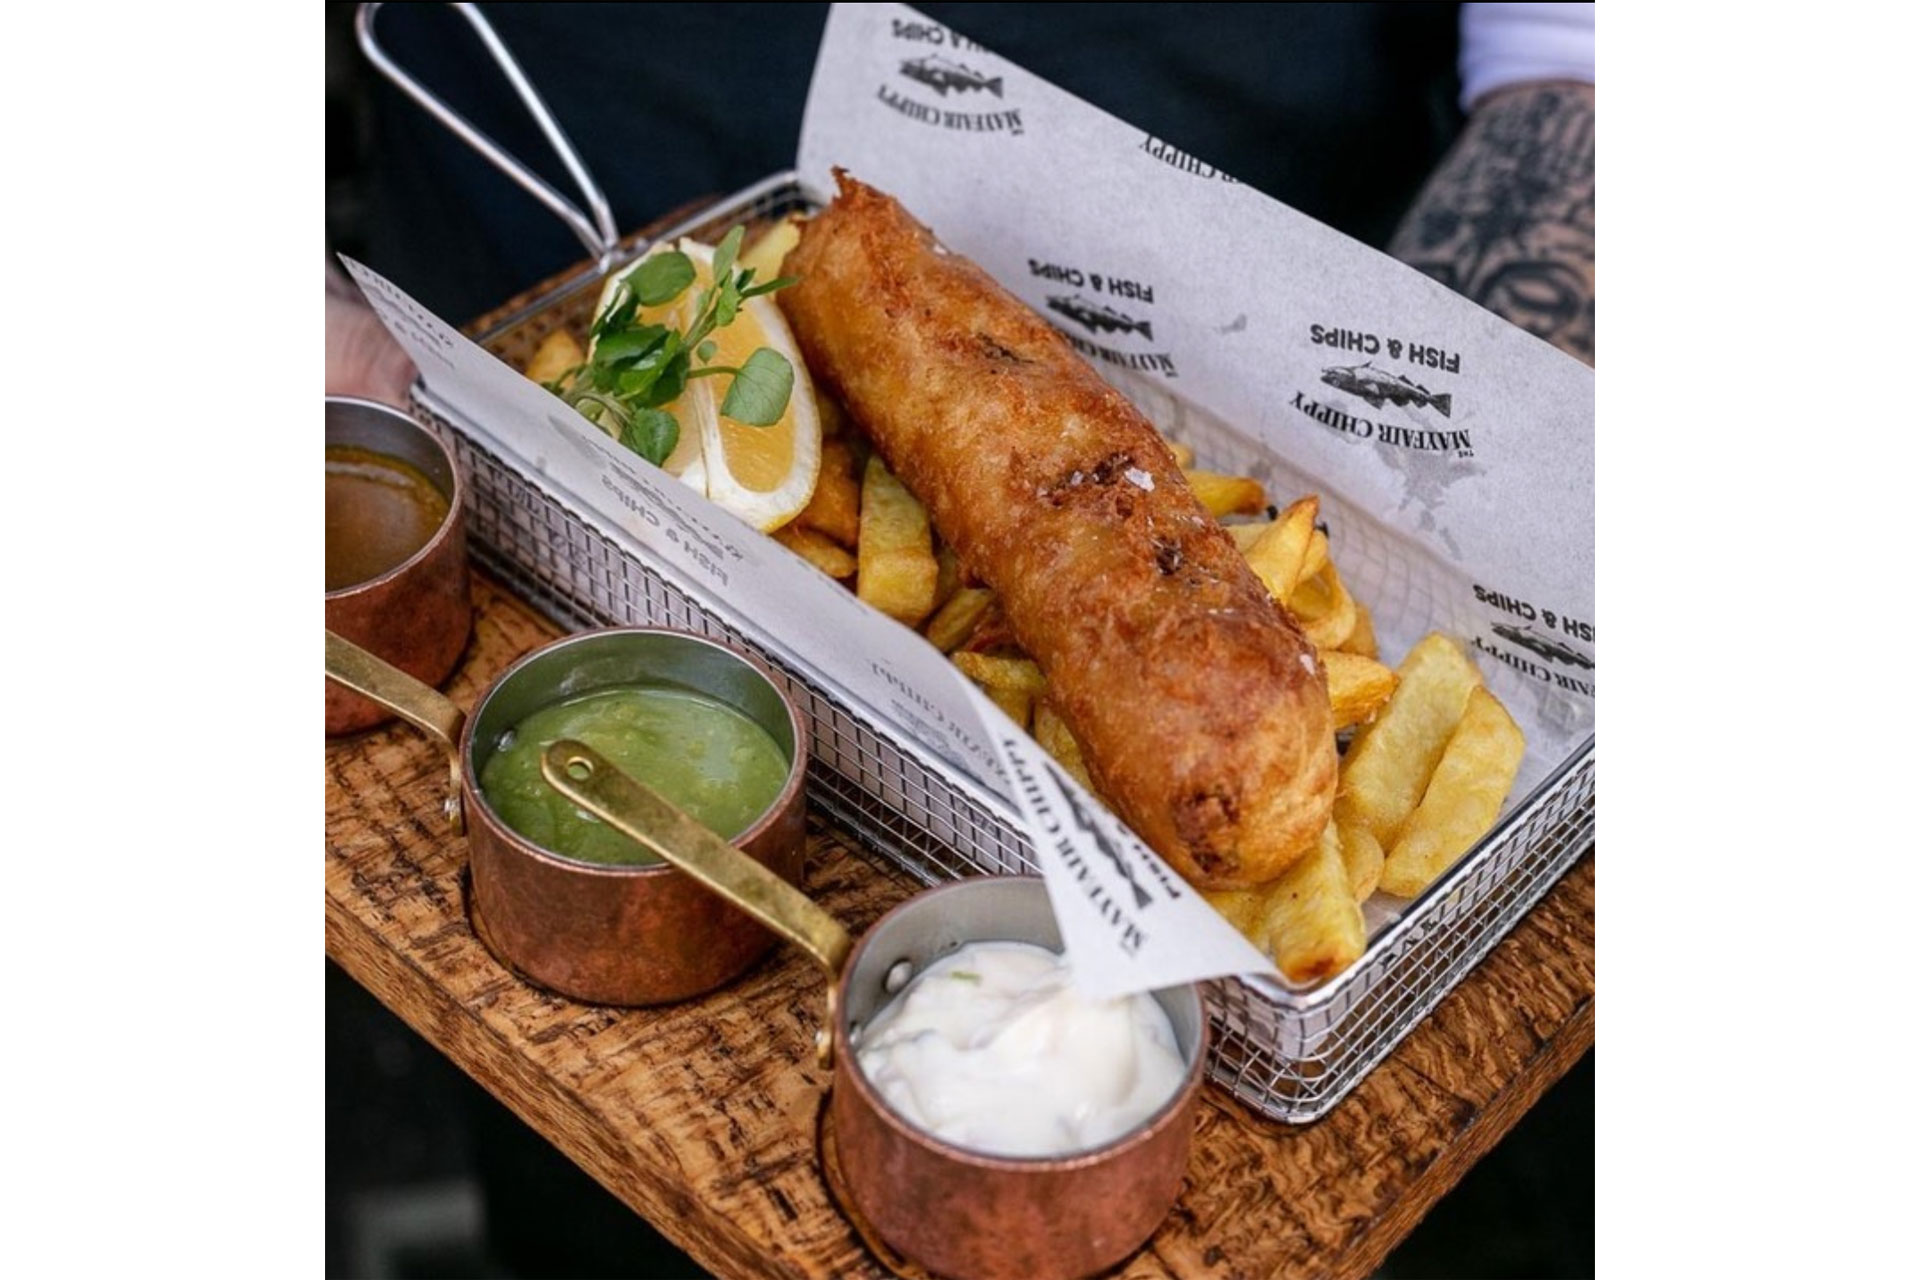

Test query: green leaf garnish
[629,250,695,307]
[720,348,794,426]
[552,225,804,468]
[712,285,740,331]
[948,970,981,983]
[592,285,638,340]
[645,336,689,405]
[619,407,680,466]
[741,275,798,299]
[594,323,669,369]
[710,225,745,287]
[539,365,583,396]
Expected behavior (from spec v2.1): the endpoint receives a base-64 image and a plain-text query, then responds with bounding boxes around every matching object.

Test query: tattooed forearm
[1390,83,1594,364]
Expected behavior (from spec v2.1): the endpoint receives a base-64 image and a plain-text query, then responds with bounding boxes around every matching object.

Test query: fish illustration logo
[1047,293,1154,341]
[1320,361,1452,418]
[1491,623,1594,670]
[1045,762,1152,910]
[898,55,1004,97]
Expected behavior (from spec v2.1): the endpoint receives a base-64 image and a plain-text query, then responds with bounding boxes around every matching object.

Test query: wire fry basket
[362,4,1594,1124]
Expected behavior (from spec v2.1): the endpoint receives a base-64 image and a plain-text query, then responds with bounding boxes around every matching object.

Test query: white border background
[0,4,1906,1275]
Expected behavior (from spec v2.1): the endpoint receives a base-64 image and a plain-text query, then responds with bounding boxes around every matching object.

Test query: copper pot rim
[325,394,468,602]
[833,875,1210,1172]
[458,625,812,878]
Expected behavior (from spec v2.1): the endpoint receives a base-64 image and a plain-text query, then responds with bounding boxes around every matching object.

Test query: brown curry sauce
[326,445,451,591]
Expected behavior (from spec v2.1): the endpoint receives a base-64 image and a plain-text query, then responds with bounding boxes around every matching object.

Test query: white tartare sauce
[852,941,1187,1158]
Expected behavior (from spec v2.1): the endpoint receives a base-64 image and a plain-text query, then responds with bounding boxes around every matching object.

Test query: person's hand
[326,259,417,405]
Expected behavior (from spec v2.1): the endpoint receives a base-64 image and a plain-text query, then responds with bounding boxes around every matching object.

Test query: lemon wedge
[588,239,820,532]
[677,239,821,532]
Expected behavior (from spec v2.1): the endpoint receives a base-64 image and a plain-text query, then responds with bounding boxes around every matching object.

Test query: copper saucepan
[324,627,808,1005]
[325,396,472,736]
[542,740,1206,1280]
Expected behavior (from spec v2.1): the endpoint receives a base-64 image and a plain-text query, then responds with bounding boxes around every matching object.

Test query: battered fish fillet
[781,173,1336,889]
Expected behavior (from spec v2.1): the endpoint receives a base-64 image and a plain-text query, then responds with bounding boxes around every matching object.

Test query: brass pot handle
[542,739,854,1066]
[325,629,468,832]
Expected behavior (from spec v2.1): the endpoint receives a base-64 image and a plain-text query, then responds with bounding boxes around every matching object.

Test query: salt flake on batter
[1124,468,1155,491]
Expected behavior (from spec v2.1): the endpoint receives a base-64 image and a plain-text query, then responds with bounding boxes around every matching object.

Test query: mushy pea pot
[325,626,808,1005]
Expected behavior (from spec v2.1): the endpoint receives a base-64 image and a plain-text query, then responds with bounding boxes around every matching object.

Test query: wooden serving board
[326,568,1594,1280]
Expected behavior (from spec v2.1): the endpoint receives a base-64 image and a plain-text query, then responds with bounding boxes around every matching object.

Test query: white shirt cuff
[1459,2,1596,111]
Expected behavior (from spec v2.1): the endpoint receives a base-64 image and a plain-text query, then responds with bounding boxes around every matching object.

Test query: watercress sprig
[547,225,799,467]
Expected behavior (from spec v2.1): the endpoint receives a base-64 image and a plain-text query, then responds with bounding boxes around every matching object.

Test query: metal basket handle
[355,1,619,266]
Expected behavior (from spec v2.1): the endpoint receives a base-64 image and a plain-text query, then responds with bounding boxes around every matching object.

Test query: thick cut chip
[933,543,963,612]
[525,329,585,386]
[1164,439,1196,469]
[1262,822,1367,982]
[773,524,856,579]
[1292,562,1358,651]
[955,651,1043,731]
[926,587,995,653]
[1200,885,1268,940]
[1227,521,1270,553]
[959,597,1018,655]
[1336,818,1385,901]
[1242,496,1318,604]
[983,684,1032,730]
[1379,686,1525,897]
[1335,633,1483,848]
[952,652,1048,698]
[737,213,804,281]
[1343,600,1379,659]
[1032,699,1096,793]
[1181,469,1269,518]
[1299,529,1330,587]
[796,438,861,548]
[1324,650,1398,730]
[856,455,938,626]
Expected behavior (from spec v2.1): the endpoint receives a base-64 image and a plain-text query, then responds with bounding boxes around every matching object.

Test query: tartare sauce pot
[543,741,1207,1280]
[324,627,808,1005]
[325,396,472,736]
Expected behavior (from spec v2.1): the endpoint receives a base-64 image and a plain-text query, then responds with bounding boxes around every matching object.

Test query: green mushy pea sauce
[479,684,790,866]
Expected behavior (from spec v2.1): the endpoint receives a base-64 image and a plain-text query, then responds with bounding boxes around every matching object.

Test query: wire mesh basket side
[1205,750,1593,1121]
[412,171,1596,1124]
[427,391,1590,1123]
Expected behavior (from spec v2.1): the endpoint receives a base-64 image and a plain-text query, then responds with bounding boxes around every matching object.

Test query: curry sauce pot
[325,396,472,736]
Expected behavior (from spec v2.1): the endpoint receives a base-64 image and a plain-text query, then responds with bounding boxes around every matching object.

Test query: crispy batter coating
[780,173,1335,888]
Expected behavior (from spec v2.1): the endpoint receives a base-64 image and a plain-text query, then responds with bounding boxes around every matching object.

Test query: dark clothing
[338,2,1461,325]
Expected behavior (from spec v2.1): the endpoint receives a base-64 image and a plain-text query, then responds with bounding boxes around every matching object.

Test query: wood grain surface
[326,569,1595,1280]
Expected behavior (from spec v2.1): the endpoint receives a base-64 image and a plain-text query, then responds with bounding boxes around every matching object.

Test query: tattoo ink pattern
[1390,85,1595,363]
